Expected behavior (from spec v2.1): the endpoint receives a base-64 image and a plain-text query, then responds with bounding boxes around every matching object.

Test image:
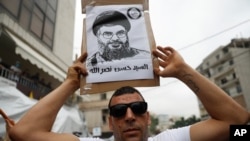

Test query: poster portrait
[85,4,154,83]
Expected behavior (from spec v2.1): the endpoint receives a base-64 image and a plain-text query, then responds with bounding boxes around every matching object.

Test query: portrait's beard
[98,40,130,61]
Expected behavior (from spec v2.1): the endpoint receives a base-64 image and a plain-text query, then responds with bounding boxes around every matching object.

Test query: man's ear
[147,111,151,126]
[108,116,113,131]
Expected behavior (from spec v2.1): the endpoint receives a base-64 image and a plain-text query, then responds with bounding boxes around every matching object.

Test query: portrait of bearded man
[86,10,150,67]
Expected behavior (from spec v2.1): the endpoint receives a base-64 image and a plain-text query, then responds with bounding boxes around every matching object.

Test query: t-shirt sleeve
[148,126,191,141]
[78,137,105,141]
[79,126,190,141]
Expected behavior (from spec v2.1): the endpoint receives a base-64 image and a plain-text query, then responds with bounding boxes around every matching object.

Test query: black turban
[92,10,131,36]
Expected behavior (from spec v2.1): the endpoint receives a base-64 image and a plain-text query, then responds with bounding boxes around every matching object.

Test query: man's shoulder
[87,53,106,67]
[129,47,151,58]
[131,47,150,54]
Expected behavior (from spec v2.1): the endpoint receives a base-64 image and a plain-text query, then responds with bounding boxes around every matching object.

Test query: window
[222,47,228,54]
[46,5,56,22]
[102,109,108,124]
[221,78,227,84]
[19,6,31,29]
[23,0,33,9]
[217,66,223,72]
[0,0,20,17]
[1,0,57,48]
[30,0,57,47]
[229,59,234,65]
[43,18,54,46]
[216,54,220,60]
[100,93,107,100]
[30,6,44,38]
[48,0,57,11]
[236,83,242,93]
[35,0,46,12]
[232,73,236,79]
[205,70,211,78]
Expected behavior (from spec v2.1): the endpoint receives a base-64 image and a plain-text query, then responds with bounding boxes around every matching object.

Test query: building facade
[196,38,250,120]
[0,0,76,99]
[79,91,113,138]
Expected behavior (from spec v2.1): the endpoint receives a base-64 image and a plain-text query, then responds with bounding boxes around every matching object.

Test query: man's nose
[124,108,136,121]
[111,34,119,40]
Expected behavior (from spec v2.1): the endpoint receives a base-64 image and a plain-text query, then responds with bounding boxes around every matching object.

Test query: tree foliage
[149,115,159,135]
[170,115,200,129]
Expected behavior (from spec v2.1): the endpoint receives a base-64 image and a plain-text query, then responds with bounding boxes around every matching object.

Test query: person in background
[8,46,249,141]
[10,61,22,82]
[10,61,22,74]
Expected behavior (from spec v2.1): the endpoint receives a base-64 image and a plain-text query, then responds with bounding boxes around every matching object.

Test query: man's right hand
[65,52,88,90]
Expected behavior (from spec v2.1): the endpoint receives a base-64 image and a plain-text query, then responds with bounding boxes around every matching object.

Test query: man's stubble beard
[98,40,130,61]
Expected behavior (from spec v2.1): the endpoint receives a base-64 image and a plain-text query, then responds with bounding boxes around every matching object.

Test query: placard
[80,1,159,94]
[81,0,149,13]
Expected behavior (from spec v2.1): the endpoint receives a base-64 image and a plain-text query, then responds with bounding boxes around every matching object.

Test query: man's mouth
[123,128,140,135]
[111,43,121,48]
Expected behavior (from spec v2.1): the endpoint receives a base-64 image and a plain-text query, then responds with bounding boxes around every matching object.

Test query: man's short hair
[108,86,145,108]
[92,10,131,36]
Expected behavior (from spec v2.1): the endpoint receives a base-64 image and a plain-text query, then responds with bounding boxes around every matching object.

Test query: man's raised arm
[153,46,249,141]
[9,53,88,141]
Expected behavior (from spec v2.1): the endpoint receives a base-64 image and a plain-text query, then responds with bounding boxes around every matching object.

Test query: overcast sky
[74,0,250,118]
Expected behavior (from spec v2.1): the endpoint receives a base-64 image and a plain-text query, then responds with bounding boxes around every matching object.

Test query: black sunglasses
[109,101,147,118]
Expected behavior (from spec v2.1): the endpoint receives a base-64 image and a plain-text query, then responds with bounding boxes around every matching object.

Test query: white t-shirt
[79,126,190,141]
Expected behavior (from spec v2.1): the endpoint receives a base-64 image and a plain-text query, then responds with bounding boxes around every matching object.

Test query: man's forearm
[178,64,248,124]
[9,80,77,140]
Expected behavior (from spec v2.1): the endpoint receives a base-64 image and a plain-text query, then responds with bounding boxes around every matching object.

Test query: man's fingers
[75,65,88,76]
[0,108,8,119]
[153,68,160,75]
[153,49,166,60]
[153,46,173,61]
[157,59,167,67]
[163,46,174,52]
[6,118,15,127]
[0,109,15,128]
[71,52,88,76]
[158,46,173,57]
[76,52,87,63]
